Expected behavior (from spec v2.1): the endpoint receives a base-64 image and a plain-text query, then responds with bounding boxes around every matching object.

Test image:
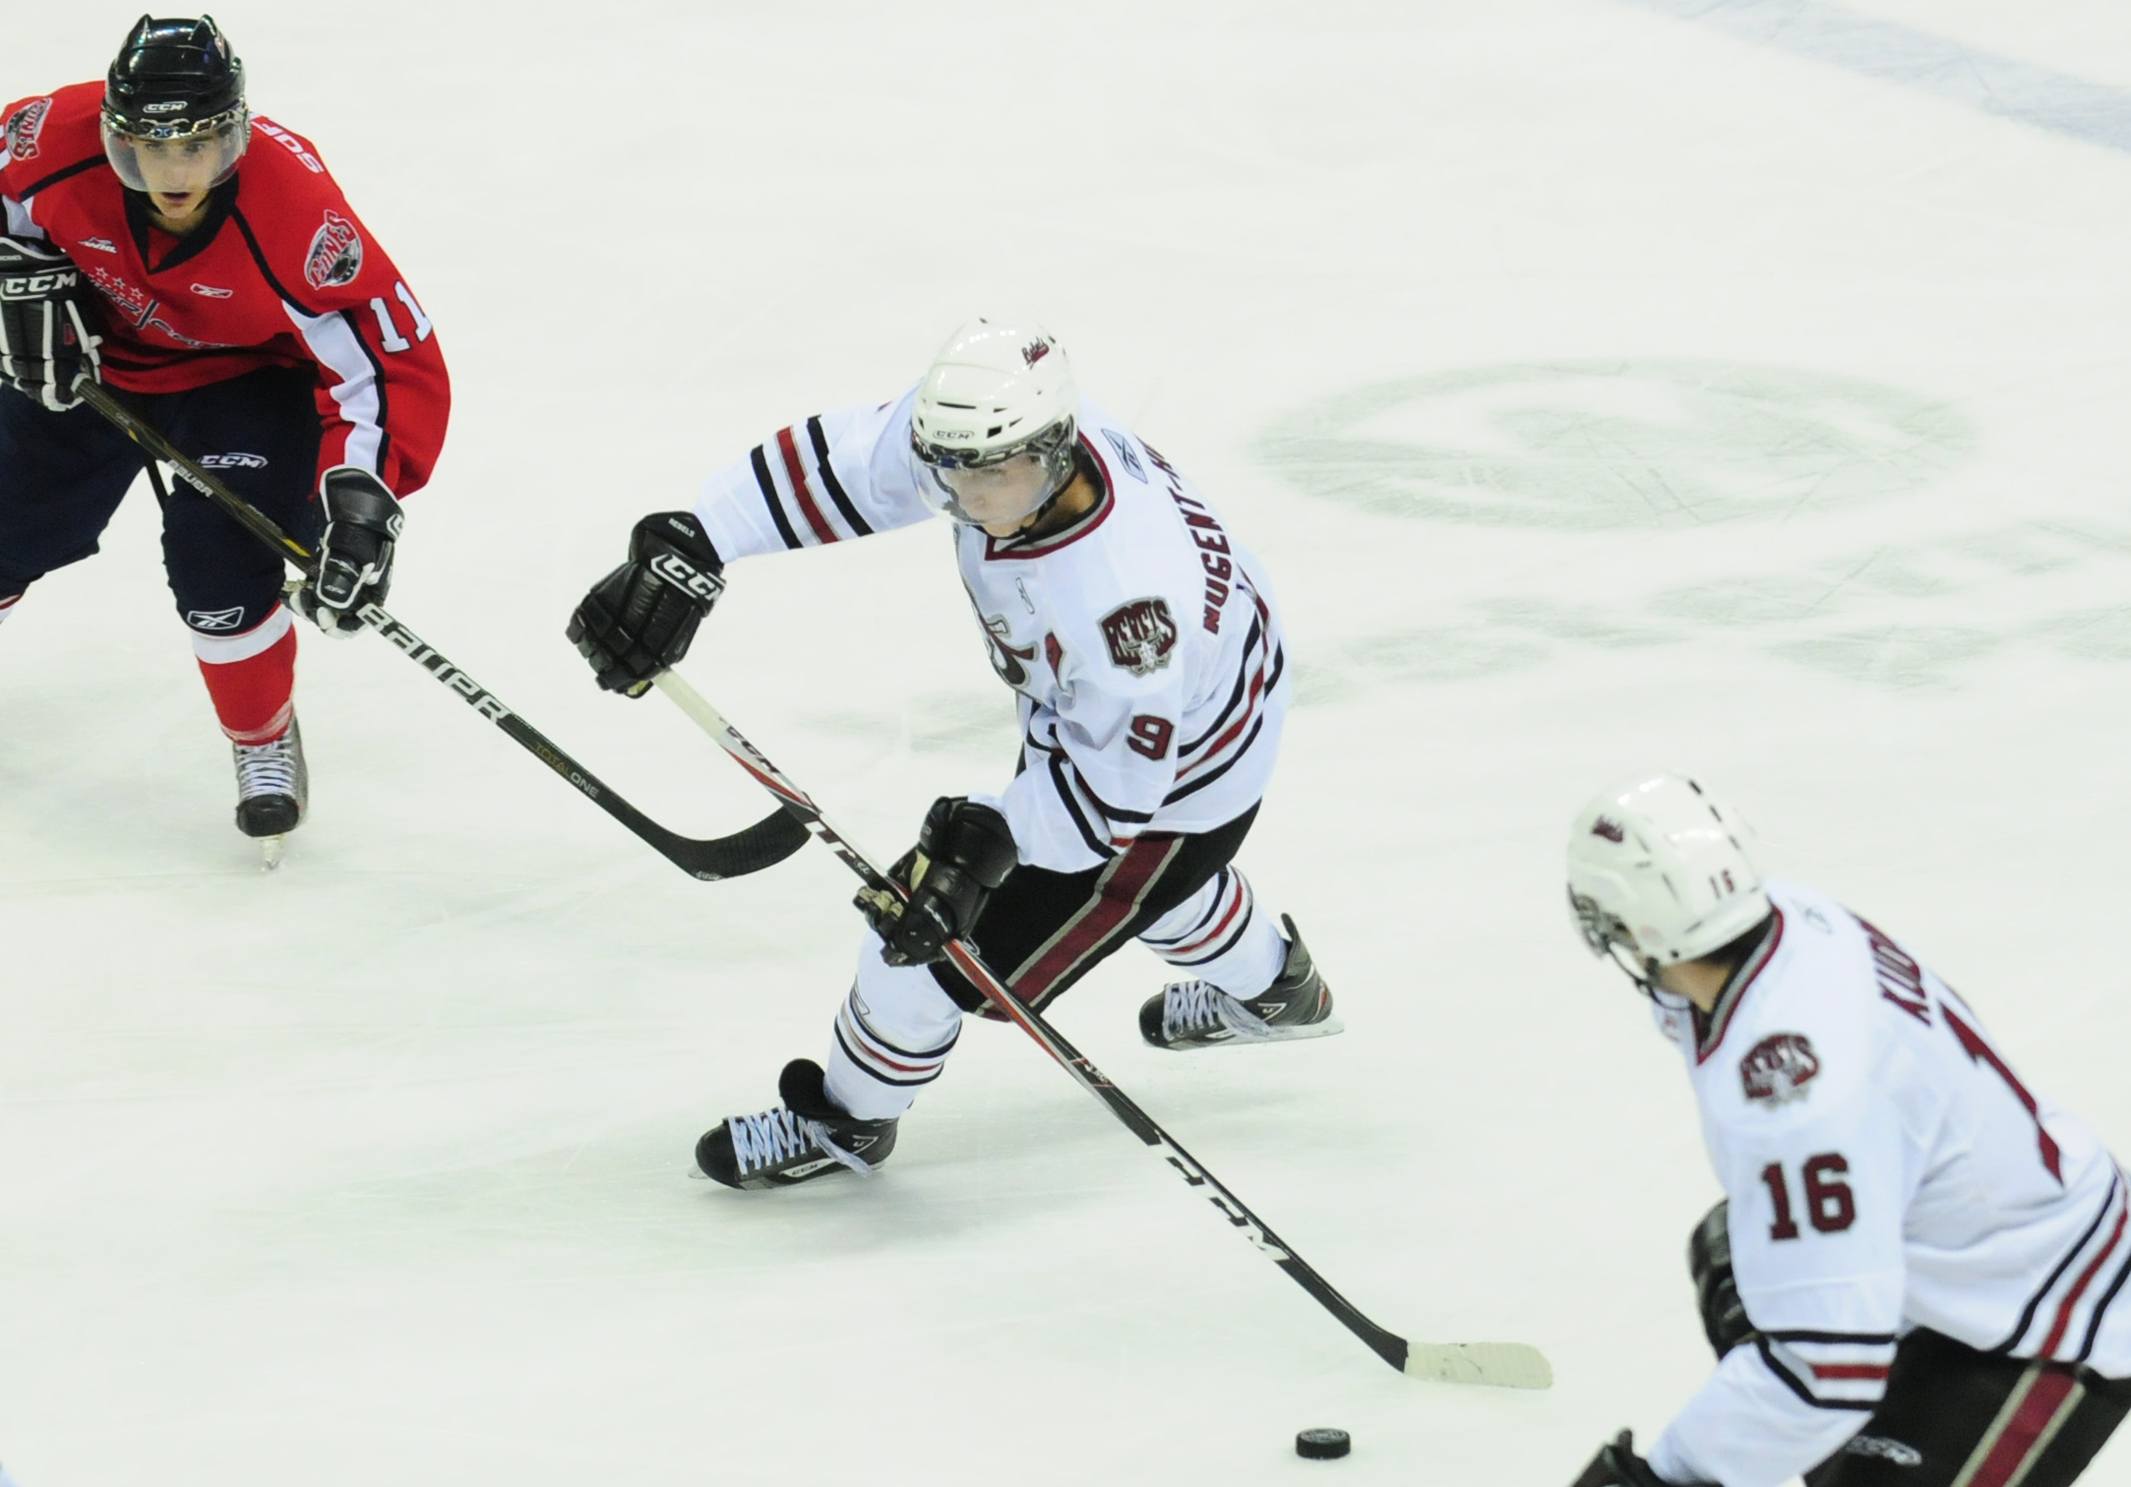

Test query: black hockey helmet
[103,16,246,139]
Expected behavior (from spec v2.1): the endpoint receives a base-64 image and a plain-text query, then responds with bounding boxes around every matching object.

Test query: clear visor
[911,419,1076,529]
[101,111,248,195]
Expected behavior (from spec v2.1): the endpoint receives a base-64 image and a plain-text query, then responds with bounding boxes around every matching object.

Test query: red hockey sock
[193,606,298,744]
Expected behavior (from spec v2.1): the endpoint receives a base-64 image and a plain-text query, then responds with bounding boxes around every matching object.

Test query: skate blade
[258,835,288,871]
[1155,1015,1347,1052]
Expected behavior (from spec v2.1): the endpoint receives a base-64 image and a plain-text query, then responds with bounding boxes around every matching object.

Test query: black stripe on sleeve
[1754,1338,1877,1413]
[806,416,873,536]
[1182,617,1264,757]
[1047,753,1113,860]
[1067,757,1156,824]
[749,445,805,551]
[15,154,105,200]
[1163,715,1266,805]
[2076,1243,2131,1364]
[1993,1174,2119,1355]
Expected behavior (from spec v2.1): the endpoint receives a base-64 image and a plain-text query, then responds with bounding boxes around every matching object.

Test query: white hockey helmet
[1566,774,1772,978]
[910,318,1080,528]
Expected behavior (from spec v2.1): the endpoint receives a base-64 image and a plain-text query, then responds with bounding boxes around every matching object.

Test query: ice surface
[5,2,2131,1483]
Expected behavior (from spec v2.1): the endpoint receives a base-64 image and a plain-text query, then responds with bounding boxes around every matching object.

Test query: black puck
[1296,1428,1351,1460]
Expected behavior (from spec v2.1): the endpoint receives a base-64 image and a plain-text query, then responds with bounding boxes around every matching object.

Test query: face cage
[101,109,249,194]
[1567,886,1666,999]
[911,418,1077,527]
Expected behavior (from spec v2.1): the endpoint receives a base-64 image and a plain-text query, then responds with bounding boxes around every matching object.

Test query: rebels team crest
[1100,597,1179,677]
[4,97,51,161]
[304,210,364,289]
[1740,1032,1821,1106]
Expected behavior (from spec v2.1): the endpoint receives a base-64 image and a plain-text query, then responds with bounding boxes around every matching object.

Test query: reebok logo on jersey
[186,606,247,632]
[191,283,234,298]
[4,97,51,161]
[1101,428,1148,483]
[199,452,268,469]
[1099,597,1178,677]
[80,237,118,254]
[304,209,364,289]
[1843,1437,1922,1468]
[1741,1032,1821,1106]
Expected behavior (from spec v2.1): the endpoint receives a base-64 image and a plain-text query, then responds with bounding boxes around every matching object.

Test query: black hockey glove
[291,467,403,637]
[0,236,103,413]
[1688,1200,1756,1359]
[861,796,1017,968]
[1569,1432,1692,1487]
[568,510,725,697]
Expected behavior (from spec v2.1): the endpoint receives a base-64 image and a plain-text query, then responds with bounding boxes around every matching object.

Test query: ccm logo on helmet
[143,100,190,114]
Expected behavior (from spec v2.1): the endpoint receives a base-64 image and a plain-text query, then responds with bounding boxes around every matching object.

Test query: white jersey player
[1563,775,2131,1487]
[567,319,1341,1187]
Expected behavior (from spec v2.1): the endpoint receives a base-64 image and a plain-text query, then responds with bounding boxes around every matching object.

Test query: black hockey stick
[653,671,1553,1388]
[79,380,807,881]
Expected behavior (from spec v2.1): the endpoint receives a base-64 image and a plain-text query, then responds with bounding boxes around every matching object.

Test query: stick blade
[1403,1340,1554,1390]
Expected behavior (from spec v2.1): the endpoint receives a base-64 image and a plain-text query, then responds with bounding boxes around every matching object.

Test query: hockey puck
[1295,1428,1351,1460]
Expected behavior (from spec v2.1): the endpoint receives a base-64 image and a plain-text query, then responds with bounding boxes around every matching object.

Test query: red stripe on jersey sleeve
[776,426,839,544]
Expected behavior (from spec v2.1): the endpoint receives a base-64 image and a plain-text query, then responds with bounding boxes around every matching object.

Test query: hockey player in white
[1563,775,2131,1487]
[566,319,1339,1187]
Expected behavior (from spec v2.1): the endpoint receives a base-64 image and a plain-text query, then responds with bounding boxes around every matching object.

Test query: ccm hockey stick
[80,381,807,881]
[653,670,1552,1389]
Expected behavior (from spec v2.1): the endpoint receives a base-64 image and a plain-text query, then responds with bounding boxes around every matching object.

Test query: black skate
[1139,915,1343,1051]
[694,1058,898,1190]
[232,715,308,868]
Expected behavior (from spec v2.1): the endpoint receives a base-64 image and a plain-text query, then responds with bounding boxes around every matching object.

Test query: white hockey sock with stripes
[1138,866,1288,998]
[822,937,965,1121]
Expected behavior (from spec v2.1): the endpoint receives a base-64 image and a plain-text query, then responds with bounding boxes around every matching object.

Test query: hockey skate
[232,715,308,869]
[1139,915,1343,1051]
[694,1058,898,1190]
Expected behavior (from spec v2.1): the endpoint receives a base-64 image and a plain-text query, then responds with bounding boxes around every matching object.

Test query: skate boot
[232,715,308,868]
[1139,914,1343,1050]
[694,1058,899,1190]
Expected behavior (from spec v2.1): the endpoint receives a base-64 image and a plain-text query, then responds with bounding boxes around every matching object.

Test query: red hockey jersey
[0,81,449,495]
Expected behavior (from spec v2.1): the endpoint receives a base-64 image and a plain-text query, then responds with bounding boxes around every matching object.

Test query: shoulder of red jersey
[227,117,386,308]
[3,82,106,190]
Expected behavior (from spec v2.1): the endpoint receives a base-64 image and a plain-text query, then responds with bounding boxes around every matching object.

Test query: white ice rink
[8,2,2131,1482]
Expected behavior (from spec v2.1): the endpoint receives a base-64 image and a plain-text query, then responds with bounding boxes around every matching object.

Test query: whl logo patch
[304,209,364,289]
[186,606,247,632]
[1099,597,1178,677]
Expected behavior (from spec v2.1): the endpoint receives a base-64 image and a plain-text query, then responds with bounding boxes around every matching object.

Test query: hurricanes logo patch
[1099,597,1179,677]
[1740,1032,1821,1106]
[4,97,51,162]
[304,209,364,289]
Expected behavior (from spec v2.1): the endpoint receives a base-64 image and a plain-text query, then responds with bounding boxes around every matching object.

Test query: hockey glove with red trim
[1570,1432,1692,1487]
[0,236,102,412]
[568,511,725,697]
[862,796,1017,968]
[291,467,402,636]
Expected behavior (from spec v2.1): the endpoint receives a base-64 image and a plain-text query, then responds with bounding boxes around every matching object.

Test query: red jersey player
[0,15,449,862]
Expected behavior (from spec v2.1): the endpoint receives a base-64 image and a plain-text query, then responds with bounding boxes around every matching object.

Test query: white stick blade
[1403,1341,1554,1390]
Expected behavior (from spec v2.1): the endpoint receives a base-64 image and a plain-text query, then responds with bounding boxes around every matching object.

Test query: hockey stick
[79,380,808,881]
[652,671,1553,1390]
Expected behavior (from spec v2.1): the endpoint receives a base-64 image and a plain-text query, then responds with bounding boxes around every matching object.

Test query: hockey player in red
[0,16,449,860]
[1564,775,2131,1487]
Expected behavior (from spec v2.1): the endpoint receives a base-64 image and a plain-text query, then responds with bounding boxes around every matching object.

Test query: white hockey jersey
[688,390,1290,872]
[1646,881,2131,1487]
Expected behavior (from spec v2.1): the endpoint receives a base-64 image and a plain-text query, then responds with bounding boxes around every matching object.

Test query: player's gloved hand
[0,236,103,412]
[1688,1200,1755,1358]
[1569,1432,1688,1487]
[568,510,725,697]
[291,466,402,636]
[861,796,1017,967]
